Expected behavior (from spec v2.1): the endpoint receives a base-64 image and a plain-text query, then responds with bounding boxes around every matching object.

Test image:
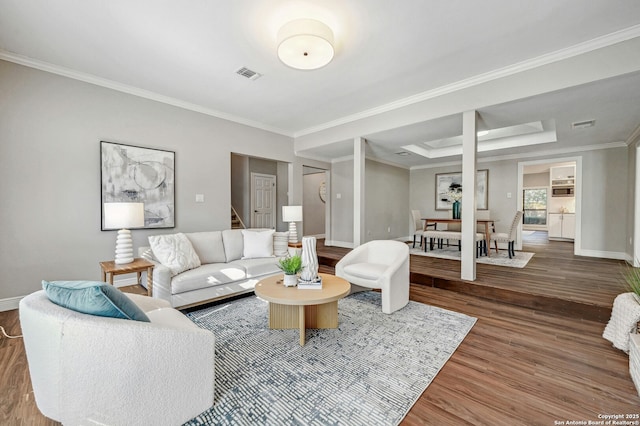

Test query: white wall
[0,60,295,301]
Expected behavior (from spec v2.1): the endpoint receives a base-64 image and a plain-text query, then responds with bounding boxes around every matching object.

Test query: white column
[354,137,365,246]
[461,111,478,281]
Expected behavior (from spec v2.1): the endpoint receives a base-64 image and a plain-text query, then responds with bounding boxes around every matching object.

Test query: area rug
[409,246,534,268]
[183,291,476,426]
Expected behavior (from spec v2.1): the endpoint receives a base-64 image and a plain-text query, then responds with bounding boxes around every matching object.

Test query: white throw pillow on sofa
[241,229,275,259]
[273,231,289,257]
[149,233,201,276]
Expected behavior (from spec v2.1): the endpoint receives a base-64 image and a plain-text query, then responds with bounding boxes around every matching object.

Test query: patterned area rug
[409,246,534,268]
[184,291,476,426]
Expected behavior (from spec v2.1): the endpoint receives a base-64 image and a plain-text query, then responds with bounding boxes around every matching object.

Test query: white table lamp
[282,205,303,244]
[104,202,145,264]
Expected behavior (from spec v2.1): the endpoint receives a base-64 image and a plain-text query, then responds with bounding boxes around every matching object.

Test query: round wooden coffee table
[254,273,350,346]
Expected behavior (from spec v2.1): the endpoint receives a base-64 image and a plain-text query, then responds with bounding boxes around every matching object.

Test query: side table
[288,241,303,256]
[99,258,154,297]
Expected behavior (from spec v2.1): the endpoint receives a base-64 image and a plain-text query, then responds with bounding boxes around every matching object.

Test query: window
[523,188,547,225]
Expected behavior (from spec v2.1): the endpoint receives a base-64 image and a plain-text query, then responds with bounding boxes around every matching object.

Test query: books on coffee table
[298,276,323,290]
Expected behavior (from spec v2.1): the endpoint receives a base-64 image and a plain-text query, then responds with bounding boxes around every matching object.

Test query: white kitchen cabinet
[548,213,575,240]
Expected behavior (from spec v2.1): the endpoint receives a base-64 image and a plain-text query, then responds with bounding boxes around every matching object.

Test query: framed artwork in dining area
[435,169,488,210]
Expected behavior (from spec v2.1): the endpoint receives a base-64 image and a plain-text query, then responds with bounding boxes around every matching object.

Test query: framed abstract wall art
[435,169,488,210]
[101,141,175,230]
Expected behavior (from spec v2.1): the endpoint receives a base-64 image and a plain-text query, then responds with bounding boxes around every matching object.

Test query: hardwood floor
[1,236,637,425]
[319,233,627,322]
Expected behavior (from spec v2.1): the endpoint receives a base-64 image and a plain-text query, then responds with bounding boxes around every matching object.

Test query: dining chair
[490,210,524,258]
[410,210,424,248]
[410,210,436,248]
[476,210,493,255]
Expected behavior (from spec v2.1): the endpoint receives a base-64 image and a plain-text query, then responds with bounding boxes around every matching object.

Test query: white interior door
[251,173,276,228]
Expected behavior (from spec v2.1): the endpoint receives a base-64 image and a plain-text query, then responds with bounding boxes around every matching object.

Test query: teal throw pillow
[42,280,150,322]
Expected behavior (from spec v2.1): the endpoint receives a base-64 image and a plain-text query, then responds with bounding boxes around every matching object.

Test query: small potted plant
[277,255,303,287]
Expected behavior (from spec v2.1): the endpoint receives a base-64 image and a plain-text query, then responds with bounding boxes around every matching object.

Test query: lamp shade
[277,19,334,70]
[104,203,145,229]
[282,205,303,222]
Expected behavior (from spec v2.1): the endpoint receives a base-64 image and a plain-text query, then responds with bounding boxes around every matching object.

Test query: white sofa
[140,229,286,309]
[19,290,215,426]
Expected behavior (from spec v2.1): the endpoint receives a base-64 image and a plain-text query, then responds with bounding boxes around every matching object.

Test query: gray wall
[580,148,628,253]
[410,147,630,256]
[524,172,549,187]
[0,59,295,300]
[302,172,326,236]
[365,160,410,241]
[328,158,409,246]
[330,160,355,244]
[411,161,519,237]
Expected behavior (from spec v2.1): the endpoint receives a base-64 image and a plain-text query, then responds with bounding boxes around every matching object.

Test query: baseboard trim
[575,248,627,260]
[0,296,23,312]
[325,240,355,249]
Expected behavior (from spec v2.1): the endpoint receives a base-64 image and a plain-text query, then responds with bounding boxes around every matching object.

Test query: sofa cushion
[242,229,275,259]
[230,258,282,278]
[273,231,289,257]
[171,263,247,295]
[149,233,201,276]
[185,231,226,264]
[42,280,150,322]
[343,263,388,280]
[222,229,244,262]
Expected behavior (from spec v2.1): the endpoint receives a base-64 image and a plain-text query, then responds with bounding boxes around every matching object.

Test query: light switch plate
[195,194,204,203]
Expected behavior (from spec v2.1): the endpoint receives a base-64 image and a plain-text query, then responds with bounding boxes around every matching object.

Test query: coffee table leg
[299,305,306,346]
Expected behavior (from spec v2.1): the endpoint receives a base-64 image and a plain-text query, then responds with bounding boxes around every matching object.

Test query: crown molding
[0,50,293,138]
[409,141,627,170]
[626,123,640,146]
[294,25,640,138]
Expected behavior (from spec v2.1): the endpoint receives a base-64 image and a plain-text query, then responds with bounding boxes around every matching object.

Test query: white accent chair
[19,290,215,426]
[335,240,410,314]
[490,210,524,258]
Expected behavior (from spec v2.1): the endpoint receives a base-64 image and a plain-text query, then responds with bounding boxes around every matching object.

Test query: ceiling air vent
[395,151,411,156]
[235,67,261,81]
[571,120,595,129]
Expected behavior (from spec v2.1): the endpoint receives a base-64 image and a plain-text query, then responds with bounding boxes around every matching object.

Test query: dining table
[422,218,496,257]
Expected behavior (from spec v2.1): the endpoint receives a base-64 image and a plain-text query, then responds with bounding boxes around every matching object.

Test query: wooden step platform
[316,235,626,323]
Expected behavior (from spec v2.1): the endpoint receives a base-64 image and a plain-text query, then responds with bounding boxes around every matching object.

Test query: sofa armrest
[138,246,173,305]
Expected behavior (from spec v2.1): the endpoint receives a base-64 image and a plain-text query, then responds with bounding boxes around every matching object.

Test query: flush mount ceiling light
[277,19,334,70]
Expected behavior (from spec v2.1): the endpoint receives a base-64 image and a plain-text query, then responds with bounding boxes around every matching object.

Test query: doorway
[251,173,276,228]
[302,166,329,239]
[518,157,581,254]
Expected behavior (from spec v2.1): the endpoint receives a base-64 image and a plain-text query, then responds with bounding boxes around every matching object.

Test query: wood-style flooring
[1,232,637,425]
[319,231,627,322]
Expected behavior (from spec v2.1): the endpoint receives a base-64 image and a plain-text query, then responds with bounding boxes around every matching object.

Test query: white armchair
[335,240,410,314]
[19,290,215,426]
